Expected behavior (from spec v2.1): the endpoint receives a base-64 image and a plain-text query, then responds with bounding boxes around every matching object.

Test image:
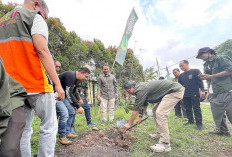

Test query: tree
[214,39,232,58]
[143,66,158,81]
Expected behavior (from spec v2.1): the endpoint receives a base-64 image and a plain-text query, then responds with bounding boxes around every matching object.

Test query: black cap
[196,47,216,59]
[124,80,136,89]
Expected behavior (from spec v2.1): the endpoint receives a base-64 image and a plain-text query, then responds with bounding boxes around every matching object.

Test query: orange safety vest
[0,8,53,93]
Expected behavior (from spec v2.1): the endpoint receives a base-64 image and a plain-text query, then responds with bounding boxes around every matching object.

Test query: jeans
[183,96,202,126]
[62,98,76,134]
[20,93,58,157]
[56,101,69,137]
[82,99,92,124]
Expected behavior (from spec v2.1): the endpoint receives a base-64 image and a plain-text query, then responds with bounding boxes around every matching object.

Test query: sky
[2,0,232,77]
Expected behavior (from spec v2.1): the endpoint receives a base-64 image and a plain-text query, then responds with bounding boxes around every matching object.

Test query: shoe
[149,133,160,139]
[66,133,78,139]
[184,122,194,125]
[87,122,98,126]
[209,130,231,137]
[59,137,72,145]
[150,143,171,152]
[196,125,203,131]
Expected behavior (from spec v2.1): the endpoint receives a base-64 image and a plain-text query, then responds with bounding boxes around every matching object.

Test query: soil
[55,128,136,157]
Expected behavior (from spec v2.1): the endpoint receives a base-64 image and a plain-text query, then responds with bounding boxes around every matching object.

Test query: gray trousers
[20,93,58,157]
[209,92,232,132]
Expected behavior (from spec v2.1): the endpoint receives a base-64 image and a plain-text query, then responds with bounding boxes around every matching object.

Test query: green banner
[115,8,138,66]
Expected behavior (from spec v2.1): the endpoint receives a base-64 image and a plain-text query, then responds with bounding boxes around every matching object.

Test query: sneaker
[209,129,231,137]
[196,125,203,131]
[150,143,171,152]
[87,122,98,126]
[66,133,78,139]
[59,137,72,145]
[149,133,160,139]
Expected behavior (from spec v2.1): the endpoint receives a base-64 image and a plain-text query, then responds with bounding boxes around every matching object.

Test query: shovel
[117,116,149,139]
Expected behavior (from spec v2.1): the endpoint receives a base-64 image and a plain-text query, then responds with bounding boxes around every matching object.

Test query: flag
[115,8,138,66]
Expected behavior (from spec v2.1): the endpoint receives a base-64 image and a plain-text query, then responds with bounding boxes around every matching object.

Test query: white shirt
[31,14,48,41]
[28,14,49,95]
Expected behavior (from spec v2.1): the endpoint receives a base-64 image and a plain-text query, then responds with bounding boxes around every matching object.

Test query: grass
[31,104,232,156]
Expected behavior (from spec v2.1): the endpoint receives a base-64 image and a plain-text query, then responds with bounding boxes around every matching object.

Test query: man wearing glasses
[0,0,65,157]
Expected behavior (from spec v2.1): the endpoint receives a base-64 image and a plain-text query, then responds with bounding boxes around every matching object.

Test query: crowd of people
[0,0,232,156]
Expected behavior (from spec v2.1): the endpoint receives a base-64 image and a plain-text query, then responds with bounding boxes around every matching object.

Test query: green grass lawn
[31,104,232,157]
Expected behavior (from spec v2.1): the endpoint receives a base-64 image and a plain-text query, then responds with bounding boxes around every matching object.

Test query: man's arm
[97,77,101,100]
[196,70,204,91]
[32,34,64,100]
[200,56,232,80]
[113,76,118,98]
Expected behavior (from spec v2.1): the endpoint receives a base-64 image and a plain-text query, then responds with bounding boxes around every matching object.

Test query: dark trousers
[183,96,202,125]
[174,100,187,118]
[83,99,92,124]
[209,92,232,132]
[0,106,25,157]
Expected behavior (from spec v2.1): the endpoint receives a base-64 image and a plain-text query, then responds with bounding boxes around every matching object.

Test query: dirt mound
[56,128,136,157]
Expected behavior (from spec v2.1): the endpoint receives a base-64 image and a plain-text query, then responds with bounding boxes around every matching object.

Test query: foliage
[143,66,158,81]
[214,39,232,58]
[0,1,16,17]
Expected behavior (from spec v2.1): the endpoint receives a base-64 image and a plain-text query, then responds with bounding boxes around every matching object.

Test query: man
[97,65,118,125]
[173,68,187,118]
[0,58,27,157]
[197,47,232,136]
[179,60,205,130]
[58,67,90,143]
[123,80,184,152]
[55,61,62,73]
[76,65,97,126]
[0,1,65,156]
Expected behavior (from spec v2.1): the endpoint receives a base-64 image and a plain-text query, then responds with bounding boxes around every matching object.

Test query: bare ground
[55,128,136,157]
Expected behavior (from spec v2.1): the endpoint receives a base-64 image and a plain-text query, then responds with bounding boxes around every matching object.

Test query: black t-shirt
[178,69,204,97]
[59,71,80,108]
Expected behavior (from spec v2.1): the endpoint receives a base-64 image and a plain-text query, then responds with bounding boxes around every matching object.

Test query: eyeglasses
[56,66,61,68]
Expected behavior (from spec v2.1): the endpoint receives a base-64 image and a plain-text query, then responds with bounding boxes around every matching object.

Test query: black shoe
[196,125,203,131]
[209,130,231,137]
[184,122,194,125]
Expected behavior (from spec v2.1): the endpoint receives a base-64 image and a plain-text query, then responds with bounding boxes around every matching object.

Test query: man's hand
[199,74,213,80]
[97,96,101,101]
[78,99,84,105]
[123,123,131,132]
[200,91,205,99]
[136,117,142,124]
[75,107,84,114]
[115,93,118,99]
[86,97,89,102]
[55,85,65,100]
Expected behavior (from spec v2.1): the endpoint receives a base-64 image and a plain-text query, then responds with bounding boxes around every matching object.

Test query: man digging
[123,80,184,152]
